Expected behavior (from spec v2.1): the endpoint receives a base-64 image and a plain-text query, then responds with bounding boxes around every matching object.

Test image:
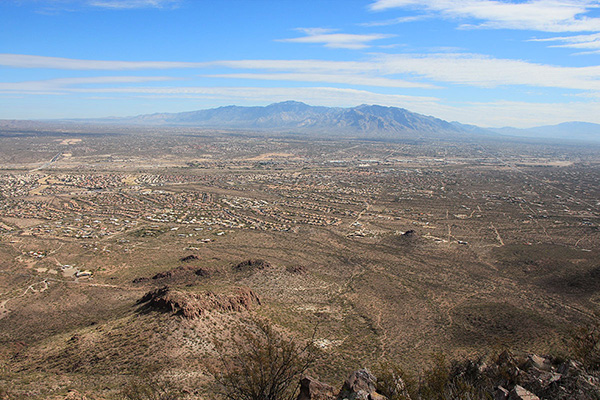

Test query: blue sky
[1,0,600,127]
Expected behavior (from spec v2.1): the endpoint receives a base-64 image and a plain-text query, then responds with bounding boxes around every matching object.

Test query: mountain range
[8,101,600,142]
[113,101,465,140]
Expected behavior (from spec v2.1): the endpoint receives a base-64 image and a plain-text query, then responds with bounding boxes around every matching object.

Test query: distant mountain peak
[489,121,600,142]
[270,100,309,106]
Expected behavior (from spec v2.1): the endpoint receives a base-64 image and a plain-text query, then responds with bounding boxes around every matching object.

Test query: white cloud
[3,52,600,92]
[0,76,176,93]
[369,0,600,32]
[530,32,600,53]
[372,53,600,90]
[0,54,206,70]
[278,28,395,49]
[203,72,438,88]
[8,0,180,12]
[211,53,600,91]
[63,86,443,111]
[360,15,429,27]
[87,0,180,9]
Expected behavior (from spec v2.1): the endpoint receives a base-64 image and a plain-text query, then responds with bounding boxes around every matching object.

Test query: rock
[525,355,552,372]
[495,386,509,400]
[287,265,307,274]
[527,366,562,392]
[152,265,195,280]
[557,360,582,375]
[233,258,271,272]
[137,286,260,319]
[497,350,516,366]
[64,390,87,400]
[180,254,199,262]
[297,376,336,400]
[194,267,211,277]
[337,369,386,400]
[508,385,539,400]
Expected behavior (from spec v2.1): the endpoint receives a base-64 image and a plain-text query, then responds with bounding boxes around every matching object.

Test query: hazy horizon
[1,0,600,128]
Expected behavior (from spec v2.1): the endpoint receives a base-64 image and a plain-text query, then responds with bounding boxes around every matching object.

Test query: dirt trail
[490,223,505,246]
[349,201,370,228]
[0,279,49,320]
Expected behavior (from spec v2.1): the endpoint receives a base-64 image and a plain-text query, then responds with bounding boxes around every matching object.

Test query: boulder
[337,369,387,400]
[525,355,552,372]
[508,385,539,400]
[495,386,509,400]
[297,376,336,400]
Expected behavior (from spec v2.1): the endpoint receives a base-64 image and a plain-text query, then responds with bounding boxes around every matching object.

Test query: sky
[1,0,600,127]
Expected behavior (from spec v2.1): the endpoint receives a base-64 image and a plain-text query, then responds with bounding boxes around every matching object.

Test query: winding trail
[0,279,49,320]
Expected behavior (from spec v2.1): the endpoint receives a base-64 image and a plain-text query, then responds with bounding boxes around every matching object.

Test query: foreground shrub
[213,319,316,400]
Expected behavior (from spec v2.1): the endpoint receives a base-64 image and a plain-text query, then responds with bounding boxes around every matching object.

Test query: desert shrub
[393,353,492,400]
[213,319,316,400]
[418,353,450,400]
[570,323,600,371]
[120,375,183,400]
[374,361,417,400]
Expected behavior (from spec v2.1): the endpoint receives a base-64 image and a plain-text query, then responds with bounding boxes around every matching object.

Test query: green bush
[213,319,316,400]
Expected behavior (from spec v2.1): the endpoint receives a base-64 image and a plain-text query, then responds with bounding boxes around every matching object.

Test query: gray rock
[337,369,387,400]
[508,385,540,400]
[525,355,552,372]
[297,376,336,400]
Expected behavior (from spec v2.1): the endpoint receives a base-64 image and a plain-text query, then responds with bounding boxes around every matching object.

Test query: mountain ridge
[3,101,599,142]
[99,101,469,140]
[489,121,600,142]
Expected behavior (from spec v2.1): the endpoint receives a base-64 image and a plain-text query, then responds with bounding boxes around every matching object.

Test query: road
[29,152,62,172]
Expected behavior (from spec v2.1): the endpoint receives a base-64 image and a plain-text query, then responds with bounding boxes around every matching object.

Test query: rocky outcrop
[506,385,539,400]
[476,351,600,400]
[137,286,260,319]
[297,377,336,400]
[233,259,271,272]
[337,369,386,400]
[287,265,307,274]
[151,265,201,280]
[311,354,600,400]
[132,265,212,284]
[297,371,386,400]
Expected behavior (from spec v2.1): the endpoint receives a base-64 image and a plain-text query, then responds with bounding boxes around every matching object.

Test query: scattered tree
[213,319,317,400]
